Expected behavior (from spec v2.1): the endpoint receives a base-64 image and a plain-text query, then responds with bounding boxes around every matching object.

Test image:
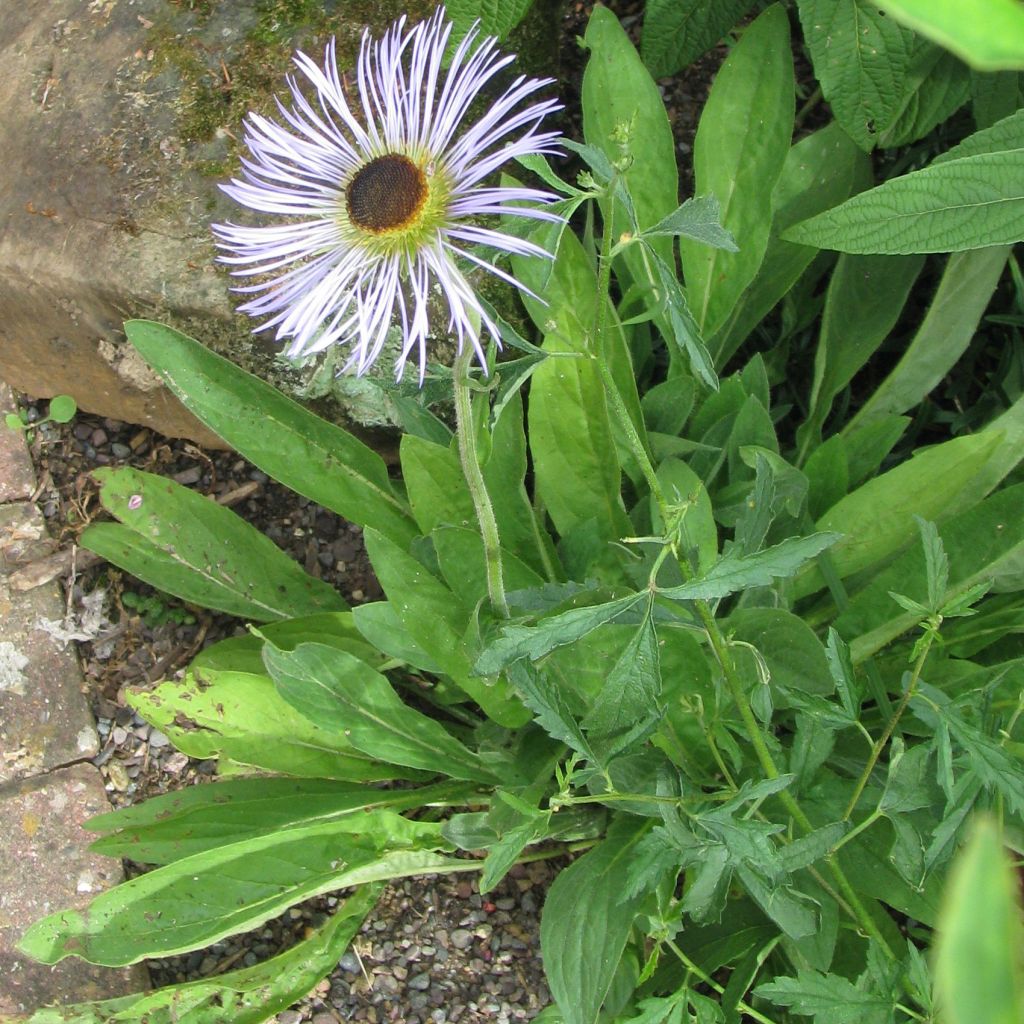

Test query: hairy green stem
[453,344,509,618]
[589,168,894,958]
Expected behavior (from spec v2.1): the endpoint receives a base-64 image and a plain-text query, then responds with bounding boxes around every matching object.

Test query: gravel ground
[20,400,559,1022]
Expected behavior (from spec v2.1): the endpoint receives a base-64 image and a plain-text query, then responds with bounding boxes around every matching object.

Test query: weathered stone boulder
[0,0,557,444]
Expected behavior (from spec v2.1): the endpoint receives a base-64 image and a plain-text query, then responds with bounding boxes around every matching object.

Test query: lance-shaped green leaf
[643,245,719,389]
[515,244,634,540]
[190,611,382,676]
[710,122,872,367]
[582,5,678,258]
[542,816,651,1024]
[363,527,528,727]
[784,150,1024,253]
[680,3,794,338]
[796,252,924,459]
[658,533,840,602]
[845,246,1011,430]
[264,642,500,784]
[16,885,381,1024]
[936,107,1024,164]
[129,669,420,782]
[473,592,647,674]
[87,778,475,865]
[124,320,416,548]
[934,817,1024,1024]
[838,479,1024,658]
[795,429,1004,600]
[878,0,1024,72]
[83,467,346,622]
[18,811,456,966]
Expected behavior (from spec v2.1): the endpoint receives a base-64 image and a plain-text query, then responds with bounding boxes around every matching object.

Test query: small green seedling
[121,590,197,628]
[4,394,78,438]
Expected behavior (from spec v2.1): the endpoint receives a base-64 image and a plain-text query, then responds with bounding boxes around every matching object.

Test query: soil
[11,1,726,1019]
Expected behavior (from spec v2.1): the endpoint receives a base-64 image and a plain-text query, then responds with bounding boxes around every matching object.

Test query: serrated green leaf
[640,0,757,78]
[640,196,738,250]
[581,612,662,758]
[474,591,646,674]
[445,0,534,43]
[930,698,1024,819]
[659,533,840,602]
[798,0,918,151]
[879,47,971,149]
[755,968,895,1023]
[785,150,1024,253]
[837,483,1024,659]
[506,661,596,762]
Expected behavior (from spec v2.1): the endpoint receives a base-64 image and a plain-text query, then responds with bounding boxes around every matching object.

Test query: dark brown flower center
[345,154,428,234]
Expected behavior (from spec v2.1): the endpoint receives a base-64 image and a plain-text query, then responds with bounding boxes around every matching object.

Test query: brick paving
[0,382,146,1013]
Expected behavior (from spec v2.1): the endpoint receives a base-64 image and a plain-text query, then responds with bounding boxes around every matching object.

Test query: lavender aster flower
[213,7,562,382]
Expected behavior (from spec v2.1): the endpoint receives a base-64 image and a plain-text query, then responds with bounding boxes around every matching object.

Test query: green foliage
[933,817,1024,1024]
[4,394,77,437]
[878,0,1024,71]
[18,5,1024,1024]
[640,0,757,79]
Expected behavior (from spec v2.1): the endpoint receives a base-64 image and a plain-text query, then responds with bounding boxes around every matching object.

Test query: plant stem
[666,938,778,1024]
[453,343,509,618]
[844,632,935,820]
[692,588,896,958]
[591,163,894,958]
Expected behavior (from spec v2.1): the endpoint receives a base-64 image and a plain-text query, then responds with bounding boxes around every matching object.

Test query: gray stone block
[0,762,146,1013]
[0,503,98,783]
[0,384,37,503]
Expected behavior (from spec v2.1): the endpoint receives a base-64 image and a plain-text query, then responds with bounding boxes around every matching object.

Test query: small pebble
[173,466,202,485]
[276,1012,302,1024]
[148,729,170,748]
[110,442,132,459]
[449,929,473,951]
[408,971,431,991]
